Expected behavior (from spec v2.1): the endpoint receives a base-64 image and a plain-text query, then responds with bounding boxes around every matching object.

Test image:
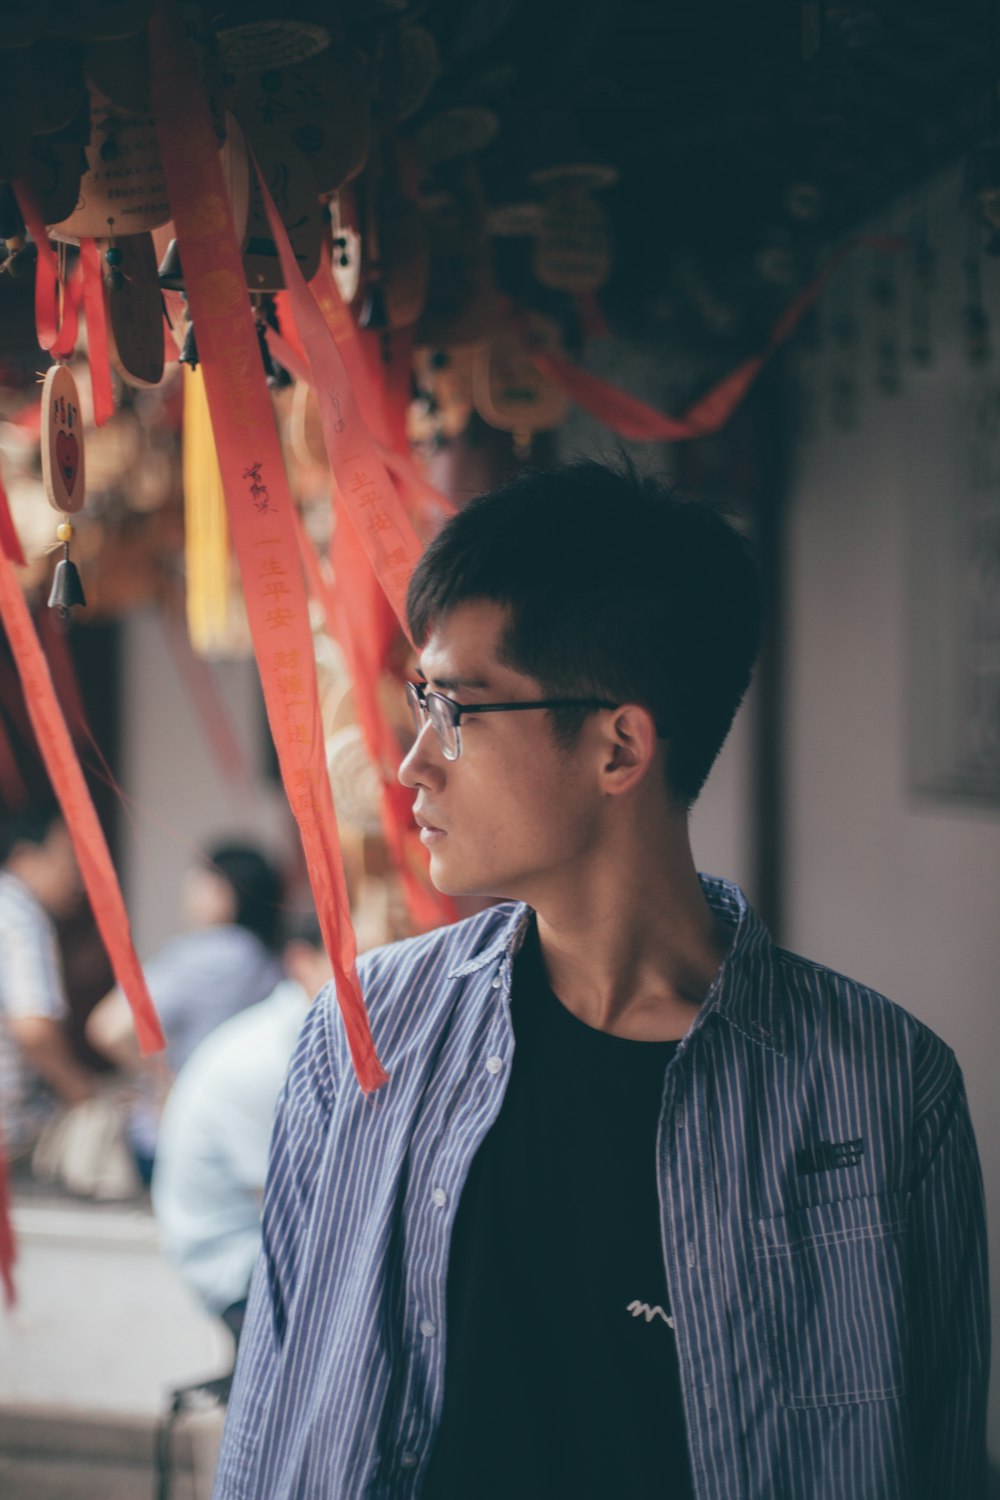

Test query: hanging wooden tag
[238,120,323,291]
[21,137,86,226]
[416,174,500,347]
[330,189,363,305]
[379,25,439,123]
[48,84,169,241]
[230,46,370,199]
[412,345,477,440]
[100,231,165,387]
[49,0,154,40]
[376,188,429,330]
[533,186,613,292]
[41,365,86,514]
[472,312,569,436]
[217,13,331,73]
[32,42,89,135]
[83,33,152,115]
[415,107,498,170]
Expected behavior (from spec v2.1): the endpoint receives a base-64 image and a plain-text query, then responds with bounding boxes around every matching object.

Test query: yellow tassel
[182,366,239,655]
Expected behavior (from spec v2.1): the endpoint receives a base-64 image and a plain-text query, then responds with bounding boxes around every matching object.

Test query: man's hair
[406,460,762,805]
[0,804,64,866]
[202,842,284,950]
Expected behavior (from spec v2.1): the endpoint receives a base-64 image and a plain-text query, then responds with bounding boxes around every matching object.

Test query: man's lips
[415,812,446,838]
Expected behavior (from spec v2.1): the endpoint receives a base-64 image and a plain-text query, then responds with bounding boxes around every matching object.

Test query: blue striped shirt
[213,876,990,1500]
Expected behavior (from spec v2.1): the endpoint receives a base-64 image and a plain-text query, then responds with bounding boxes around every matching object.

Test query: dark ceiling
[0,0,996,369]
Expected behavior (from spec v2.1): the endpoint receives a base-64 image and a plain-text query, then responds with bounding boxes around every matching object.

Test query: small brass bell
[48,528,86,617]
[357,280,389,332]
[179,321,199,369]
[157,238,185,292]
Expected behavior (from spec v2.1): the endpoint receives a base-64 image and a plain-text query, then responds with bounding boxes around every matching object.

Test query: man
[0,806,97,1160]
[152,912,331,1349]
[214,462,989,1500]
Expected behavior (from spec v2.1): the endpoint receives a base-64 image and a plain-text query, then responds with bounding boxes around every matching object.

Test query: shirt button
[400,1452,419,1468]
[492,975,503,988]
[431,1188,448,1208]
[419,1319,437,1338]
[485,1055,504,1075]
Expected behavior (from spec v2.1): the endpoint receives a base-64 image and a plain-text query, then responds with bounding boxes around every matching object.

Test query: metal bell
[48,555,87,616]
[179,321,199,369]
[357,280,389,332]
[157,238,185,292]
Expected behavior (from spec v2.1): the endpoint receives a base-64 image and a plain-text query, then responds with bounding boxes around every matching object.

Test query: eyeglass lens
[405,684,460,759]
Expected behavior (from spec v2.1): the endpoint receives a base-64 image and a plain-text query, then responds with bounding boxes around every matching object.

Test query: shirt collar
[445,876,783,1055]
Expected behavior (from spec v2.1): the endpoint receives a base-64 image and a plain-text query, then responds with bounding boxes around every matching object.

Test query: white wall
[120,607,292,958]
[787,169,1000,1456]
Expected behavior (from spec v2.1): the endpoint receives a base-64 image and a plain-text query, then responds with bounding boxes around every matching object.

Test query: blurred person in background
[152,911,331,1351]
[87,840,284,1181]
[0,805,101,1162]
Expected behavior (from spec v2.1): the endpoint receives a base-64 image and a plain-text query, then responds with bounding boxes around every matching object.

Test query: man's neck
[526,828,732,1043]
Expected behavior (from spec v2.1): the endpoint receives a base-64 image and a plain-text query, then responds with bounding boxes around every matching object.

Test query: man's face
[399,601,607,903]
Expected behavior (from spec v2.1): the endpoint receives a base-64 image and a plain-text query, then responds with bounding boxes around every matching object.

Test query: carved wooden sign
[41,365,86,514]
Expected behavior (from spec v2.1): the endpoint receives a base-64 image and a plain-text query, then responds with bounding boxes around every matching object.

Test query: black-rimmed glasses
[405,681,618,762]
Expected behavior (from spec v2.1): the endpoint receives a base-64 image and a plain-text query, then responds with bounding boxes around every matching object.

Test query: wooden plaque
[238,119,323,292]
[101,231,165,387]
[83,33,151,114]
[41,364,86,514]
[533,188,612,293]
[48,84,170,241]
[230,46,370,199]
[472,313,569,435]
[21,137,86,226]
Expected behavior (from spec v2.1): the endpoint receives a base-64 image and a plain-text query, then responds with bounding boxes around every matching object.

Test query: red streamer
[11,179,79,358]
[255,157,424,635]
[149,1,386,1092]
[78,240,115,428]
[526,235,907,442]
[0,489,164,1055]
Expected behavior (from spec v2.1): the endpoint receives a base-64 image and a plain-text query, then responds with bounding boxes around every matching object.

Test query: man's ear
[599,704,661,795]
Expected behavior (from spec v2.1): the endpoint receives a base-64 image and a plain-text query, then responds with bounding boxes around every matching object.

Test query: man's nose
[398,719,445,789]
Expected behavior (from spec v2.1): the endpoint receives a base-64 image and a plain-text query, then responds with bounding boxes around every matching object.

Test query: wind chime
[40,356,87,617]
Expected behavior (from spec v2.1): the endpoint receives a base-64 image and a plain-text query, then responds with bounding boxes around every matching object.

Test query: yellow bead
[56,522,74,542]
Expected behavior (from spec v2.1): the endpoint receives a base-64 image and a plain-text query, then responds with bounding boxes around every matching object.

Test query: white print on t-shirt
[626,1300,674,1329]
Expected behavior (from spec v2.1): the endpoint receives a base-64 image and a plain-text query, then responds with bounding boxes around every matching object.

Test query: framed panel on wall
[907,375,1000,805]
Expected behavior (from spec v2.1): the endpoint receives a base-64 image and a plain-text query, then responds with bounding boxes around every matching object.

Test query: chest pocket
[753,1190,908,1409]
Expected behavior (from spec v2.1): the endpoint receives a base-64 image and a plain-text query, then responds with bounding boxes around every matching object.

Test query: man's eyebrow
[416,667,492,692]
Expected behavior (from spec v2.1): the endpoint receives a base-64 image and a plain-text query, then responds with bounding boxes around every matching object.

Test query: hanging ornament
[828,256,858,431]
[230,45,370,199]
[472,311,570,459]
[99,230,165,387]
[963,218,991,368]
[530,163,616,294]
[869,253,900,396]
[330,189,363,305]
[235,111,323,291]
[39,364,87,618]
[908,203,935,368]
[48,83,170,242]
[216,4,333,74]
[410,345,477,447]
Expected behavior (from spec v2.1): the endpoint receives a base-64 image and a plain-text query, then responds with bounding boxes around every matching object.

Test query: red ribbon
[0,470,26,568]
[11,179,79,359]
[78,240,115,428]
[525,235,907,442]
[0,489,164,1055]
[257,172,424,634]
[149,1,386,1092]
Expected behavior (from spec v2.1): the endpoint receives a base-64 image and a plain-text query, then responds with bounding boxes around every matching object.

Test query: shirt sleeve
[907,1044,991,1500]
[212,990,339,1496]
[0,894,67,1021]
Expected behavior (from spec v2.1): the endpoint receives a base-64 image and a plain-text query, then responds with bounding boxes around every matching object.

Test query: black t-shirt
[421,922,695,1500]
